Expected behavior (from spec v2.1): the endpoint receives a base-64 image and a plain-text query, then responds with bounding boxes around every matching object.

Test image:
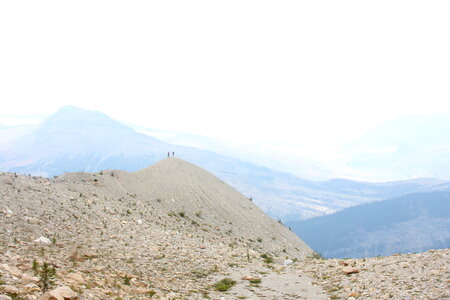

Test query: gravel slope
[0,158,315,299]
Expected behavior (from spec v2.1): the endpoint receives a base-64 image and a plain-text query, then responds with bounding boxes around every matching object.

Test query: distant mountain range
[133,126,338,181]
[1,106,450,222]
[341,114,450,181]
[287,191,450,258]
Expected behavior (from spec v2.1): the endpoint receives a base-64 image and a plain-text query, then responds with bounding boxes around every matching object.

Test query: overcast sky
[1,1,449,159]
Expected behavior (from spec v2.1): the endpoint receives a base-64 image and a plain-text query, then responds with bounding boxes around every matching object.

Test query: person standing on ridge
[167,152,170,158]
[172,151,175,157]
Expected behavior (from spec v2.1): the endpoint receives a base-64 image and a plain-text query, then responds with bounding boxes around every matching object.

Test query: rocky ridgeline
[0,159,448,299]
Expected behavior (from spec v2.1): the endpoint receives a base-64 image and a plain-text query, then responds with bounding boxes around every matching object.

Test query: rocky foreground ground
[1,243,448,299]
[304,248,449,300]
[1,161,449,299]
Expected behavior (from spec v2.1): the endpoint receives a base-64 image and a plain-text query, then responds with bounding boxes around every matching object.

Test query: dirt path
[209,264,328,299]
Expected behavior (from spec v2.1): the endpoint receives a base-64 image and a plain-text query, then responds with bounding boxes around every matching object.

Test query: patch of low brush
[311,251,324,259]
[214,278,236,291]
[249,278,261,284]
[260,253,273,264]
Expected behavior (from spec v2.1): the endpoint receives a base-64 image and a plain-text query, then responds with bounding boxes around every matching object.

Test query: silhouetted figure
[167,152,170,158]
[172,151,175,157]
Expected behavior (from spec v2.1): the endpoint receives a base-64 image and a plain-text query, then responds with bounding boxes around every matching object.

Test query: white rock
[284,259,293,266]
[137,219,143,225]
[34,236,52,245]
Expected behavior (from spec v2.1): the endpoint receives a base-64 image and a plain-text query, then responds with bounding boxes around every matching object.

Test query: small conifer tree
[38,262,56,292]
[32,259,39,275]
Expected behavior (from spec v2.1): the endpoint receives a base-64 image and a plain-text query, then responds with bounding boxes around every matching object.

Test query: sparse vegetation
[146,290,156,297]
[312,251,324,259]
[123,275,131,285]
[38,262,56,292]
[32,259,39,275]
[249,278,261,286]
[191,269,208,279]
[261,253,273,264]
[214,278,236,291]
[0,156,447,300]
[179,211,185,217]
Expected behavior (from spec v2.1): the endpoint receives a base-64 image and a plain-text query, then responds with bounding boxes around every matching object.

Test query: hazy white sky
[1,1,449,158]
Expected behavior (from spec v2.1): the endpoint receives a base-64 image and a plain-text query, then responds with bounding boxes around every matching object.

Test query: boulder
[283,259,293,266]
[1,286,19,295]
[82,251,98,259]
[38,286,78,300]
[348,291,361,298]
[27,217,41,224]
[34,237,52,245]
[67,250,82,262]
[342,267,359,275]
[64,272,85,284]
[21,274,39,284]
[0,264,21,277]
[93,266,105,272]
[241,275,261,281]
[23,283,40,292]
